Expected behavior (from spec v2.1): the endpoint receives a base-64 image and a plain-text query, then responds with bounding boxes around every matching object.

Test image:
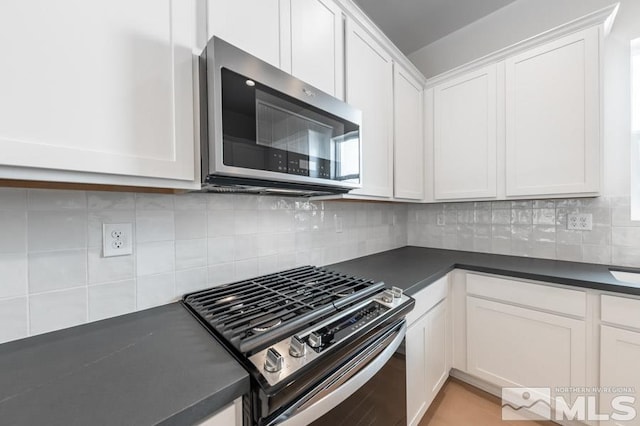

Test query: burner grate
[183,266,384,354]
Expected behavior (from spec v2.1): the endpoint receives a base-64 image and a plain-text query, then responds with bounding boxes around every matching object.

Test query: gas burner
[251,316,282,333]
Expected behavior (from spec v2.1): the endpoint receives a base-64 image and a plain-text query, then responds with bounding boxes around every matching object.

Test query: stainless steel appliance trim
[248,294,410,387]
[268,321,406,426]
[205,36,362,190]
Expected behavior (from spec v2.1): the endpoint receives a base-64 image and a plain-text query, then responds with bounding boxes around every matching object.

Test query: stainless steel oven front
[269,321,408,426]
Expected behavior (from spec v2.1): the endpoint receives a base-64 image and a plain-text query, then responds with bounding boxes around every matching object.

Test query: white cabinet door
[433,65,497,200]
[600,326,640,426]
[406,299,449,426]
[289,0,344,98]
[0,0,197,185]
[196,399,241,426]
[466,296,586,391]
[394,66,424,200]
[505,26,600,197]
[345,19,393,198]
[208,0,284,69]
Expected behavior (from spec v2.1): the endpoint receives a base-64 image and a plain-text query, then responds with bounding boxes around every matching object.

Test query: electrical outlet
[437,213,445,226]
[567,213,593,231]
[103,223,133,257]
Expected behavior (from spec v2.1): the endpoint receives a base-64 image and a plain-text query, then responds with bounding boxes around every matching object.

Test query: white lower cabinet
[196,398,241,426]
[600,294,640,426]
[405,277,450,426]
[466,296,586,391]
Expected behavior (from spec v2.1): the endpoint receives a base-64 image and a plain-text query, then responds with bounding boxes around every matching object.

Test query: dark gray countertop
[329,246,640,296]
[0,303,249,426]
[2,246,638,426]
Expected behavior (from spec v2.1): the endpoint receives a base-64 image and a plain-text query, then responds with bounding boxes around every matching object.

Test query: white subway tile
[612,246,640,267]
[0,188,27,210]
[173,194,207,210]
[137,273,175,309]
[207,210,235,237]
[0,254,27,299]
[176,239,207,270]
[0,297,28,343]
[233,235,258,260]
[29,249,87,293]
[136,210,174,243]
[207,236,234,265]
[87,192,135,210]
[258,255,280,275]
[88,280,135,321]
[234,259,258,281]
[28,210,87,251]
[135,194,173,210]
[207,262,235,286]
[28,190,86,210]
[207,194,234,210]
[30,288,87,335]
[234,210,258,235]
[175,210,207,240]
[0,210,26,254]
[136,241,174,276]
[175,268,208,294]
[87,247,134,284]
[582,245,612,265]
[612,227,640,247]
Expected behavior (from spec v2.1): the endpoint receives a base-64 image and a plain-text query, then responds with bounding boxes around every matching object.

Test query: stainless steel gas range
[182,266,414,425]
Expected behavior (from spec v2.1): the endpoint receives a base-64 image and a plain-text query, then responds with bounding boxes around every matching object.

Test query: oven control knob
[307,332,323,348]
[381,290,394,303]
[264,348,284,373]
[391,286,403,298]
[289,335,306,358]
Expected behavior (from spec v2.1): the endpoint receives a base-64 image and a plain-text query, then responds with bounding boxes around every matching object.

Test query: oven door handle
[270,321,406,426]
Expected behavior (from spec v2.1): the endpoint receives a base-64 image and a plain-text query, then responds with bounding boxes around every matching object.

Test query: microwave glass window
[220,68,360,184]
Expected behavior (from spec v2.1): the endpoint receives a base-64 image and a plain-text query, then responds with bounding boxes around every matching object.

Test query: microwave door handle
[270,321,406,426]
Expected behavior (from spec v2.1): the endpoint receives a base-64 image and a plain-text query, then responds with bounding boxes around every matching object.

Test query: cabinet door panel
[345,19,393,198]
[290,0,343,98]
[600,326,640,426]
[208,0,282,68]
[467,297,586,390]
[406,299,449,426]
[0,0,196,182]
[433,65,497,200]
[394,67,424,200]
[505,27,600,196]
[406,314,429,426]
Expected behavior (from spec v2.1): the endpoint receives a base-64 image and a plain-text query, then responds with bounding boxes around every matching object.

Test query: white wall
[0,189,407,344]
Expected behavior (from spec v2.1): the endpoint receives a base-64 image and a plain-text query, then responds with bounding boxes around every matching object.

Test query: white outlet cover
[567,213,593,231]
[103,223,133,257]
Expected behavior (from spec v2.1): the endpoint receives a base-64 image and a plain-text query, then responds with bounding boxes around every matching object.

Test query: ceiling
[353,0,518,54]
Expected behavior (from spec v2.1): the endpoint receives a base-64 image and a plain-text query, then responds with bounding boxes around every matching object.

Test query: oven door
[267,321,407,426]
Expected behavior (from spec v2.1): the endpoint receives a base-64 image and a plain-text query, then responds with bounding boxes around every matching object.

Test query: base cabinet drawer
[196,399,241,426]
[466,296,586,390]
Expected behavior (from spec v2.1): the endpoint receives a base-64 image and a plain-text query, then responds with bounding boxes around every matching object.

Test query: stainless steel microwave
[199,37,362,196]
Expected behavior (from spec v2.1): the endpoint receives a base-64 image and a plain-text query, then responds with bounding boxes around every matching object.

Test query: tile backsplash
[0,188,407,344]
[408,196,640,267]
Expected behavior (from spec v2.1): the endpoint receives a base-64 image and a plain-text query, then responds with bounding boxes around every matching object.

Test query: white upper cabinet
[394,66,424,200]
[346,19,394,198]
[289,0,344,98]
[0,0,199,188]
[433,65,497,200]
[209,0,344,98]
[208,0,284,68]
[505,27,600,197]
